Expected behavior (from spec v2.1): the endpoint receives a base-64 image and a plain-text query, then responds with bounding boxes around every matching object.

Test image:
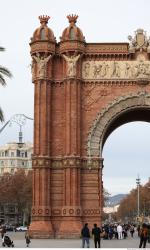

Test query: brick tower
[29,14,103,238]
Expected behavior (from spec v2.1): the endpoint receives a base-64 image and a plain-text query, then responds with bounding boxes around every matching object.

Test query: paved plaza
[1,231,150,248]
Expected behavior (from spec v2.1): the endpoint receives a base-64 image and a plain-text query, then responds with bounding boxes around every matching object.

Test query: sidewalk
[1,232,149,248]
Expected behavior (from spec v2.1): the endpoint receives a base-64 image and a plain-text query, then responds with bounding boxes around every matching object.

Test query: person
[25,231,31,247]
[117,224,123,240]
[147,224,150,244]
[139,223,148,248]
[92,223,101,248]
[81,223,90,248]
[130,224,135,238]
[108,225,113,240]
[1,225,6,239]
[137,224,141,237]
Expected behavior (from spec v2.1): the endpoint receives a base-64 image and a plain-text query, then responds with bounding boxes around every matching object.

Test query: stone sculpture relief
[128,29,150,52]
[82,59,150,80]
[32,53,51,78]
[63,54,80,77]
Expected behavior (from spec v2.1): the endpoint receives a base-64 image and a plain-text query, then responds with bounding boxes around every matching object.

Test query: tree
[103,188,111,204]
[0,46,12,121]
[116,179,150,222]
[0,169,32,225]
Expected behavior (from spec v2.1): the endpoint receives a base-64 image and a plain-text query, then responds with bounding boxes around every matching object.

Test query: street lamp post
[136,175,141,219]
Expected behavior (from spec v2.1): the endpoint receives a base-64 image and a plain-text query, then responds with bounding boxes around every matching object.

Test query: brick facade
[29,15,150,238]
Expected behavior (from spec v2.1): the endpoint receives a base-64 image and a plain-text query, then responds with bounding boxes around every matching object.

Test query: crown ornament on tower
[67,14,78,24]
[39,15,50,25]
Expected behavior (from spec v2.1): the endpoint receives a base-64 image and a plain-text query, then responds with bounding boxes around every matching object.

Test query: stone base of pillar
[56,218,83,238]
[29,221,54,238]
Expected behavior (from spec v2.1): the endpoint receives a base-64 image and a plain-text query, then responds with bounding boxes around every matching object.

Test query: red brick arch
[28,17,150,238]
[88,92,150,157]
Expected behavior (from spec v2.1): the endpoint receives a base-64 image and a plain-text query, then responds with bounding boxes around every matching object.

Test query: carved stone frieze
[81,157,103,169]
[82,208,101,216]
[82,58,150,83]
[62,156,81,168]
[62,206,82,217]
[32,206,51,216]
[32,156,51,168]
[88,92,150,157]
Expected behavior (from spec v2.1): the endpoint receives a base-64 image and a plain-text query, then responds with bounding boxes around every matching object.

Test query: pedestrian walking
[117,224,123,240]
[81,223,90,248]
[92,223,101,248]
[139,223,148,248]
[147,224,150,244]
[25,231,31,247]
[1,226,6,239]
[130,225,135,238]
[137,224,141,237]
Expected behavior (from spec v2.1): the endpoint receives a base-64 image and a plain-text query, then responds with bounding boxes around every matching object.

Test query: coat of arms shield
[136,29,145,47]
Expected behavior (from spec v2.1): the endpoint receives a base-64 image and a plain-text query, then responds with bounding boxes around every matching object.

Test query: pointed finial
[39,15,50,25]
[67,14,78,24]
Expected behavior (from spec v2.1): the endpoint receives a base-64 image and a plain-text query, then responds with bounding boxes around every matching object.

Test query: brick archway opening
[88,92,150,158]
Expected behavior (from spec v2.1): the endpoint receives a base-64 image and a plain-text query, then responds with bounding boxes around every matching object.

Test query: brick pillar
[57,59,83,238]
[28,40,55,237]
[81,157,103,230]
[29,78,54,238]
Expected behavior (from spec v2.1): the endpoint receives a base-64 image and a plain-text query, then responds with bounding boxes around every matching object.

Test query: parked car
[5,224,14,231]
[16,226,27,231]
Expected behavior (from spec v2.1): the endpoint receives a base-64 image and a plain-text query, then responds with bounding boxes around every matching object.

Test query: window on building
[25,151,27,157]
[21,152,24,157]
[11,168,14,174]
[11,152,14,157]
[22,161,25,166]
[17,150,20,157]
[5,150,8,157]
[2,152,4,157]
[1,168,4,174]
[11,161,15,166]
[0,161,4,166]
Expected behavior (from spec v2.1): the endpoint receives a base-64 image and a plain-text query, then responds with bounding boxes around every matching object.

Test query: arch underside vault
[88,91,150,157]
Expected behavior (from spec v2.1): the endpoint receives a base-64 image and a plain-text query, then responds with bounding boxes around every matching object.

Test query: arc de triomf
[29,15,150,238]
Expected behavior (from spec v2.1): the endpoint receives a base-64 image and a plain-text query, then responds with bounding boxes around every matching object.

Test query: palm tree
[0,46,12,121]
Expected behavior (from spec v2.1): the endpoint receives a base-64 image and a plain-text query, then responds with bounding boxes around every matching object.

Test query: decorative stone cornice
[62,156,81,168]
[32,156,51,168]
[81,157,103,169]
[88,91,150,157]
[32,206,51,217]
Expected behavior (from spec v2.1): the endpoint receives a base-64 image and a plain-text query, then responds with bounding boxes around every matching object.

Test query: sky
[0,0,150,195]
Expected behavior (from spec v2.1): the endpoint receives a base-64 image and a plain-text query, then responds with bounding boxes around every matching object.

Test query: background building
[0,142,33,175]
[0,141,33,225]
